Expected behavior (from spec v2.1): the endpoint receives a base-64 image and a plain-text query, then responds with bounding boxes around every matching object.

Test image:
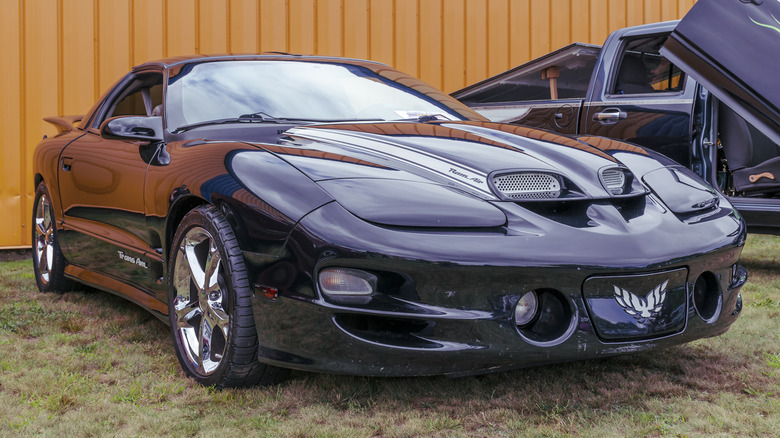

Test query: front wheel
[32,182,72,292]
[168,205,289,387]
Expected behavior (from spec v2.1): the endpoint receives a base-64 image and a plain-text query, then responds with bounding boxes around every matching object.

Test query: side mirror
[100,115,163,142]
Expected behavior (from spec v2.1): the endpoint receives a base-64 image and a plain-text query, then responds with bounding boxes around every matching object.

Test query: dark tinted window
[97,73,164,126]
[454,44,601,103]
[612,35,685,95]
[113,91,147,117]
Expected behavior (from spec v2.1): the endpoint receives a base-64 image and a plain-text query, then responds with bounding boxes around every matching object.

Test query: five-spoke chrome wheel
[172,226,230,376]
[34,192,54,285]
[32,182,71,292]
[168,205,287,387]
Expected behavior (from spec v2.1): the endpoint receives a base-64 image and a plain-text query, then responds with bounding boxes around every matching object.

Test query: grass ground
[0,236,778,437]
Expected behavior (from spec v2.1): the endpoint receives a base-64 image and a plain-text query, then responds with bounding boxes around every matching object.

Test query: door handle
[61,157,73,172]
[593,108,627,124]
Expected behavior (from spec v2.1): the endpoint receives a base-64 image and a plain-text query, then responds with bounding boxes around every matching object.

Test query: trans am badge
[614,280,669,324]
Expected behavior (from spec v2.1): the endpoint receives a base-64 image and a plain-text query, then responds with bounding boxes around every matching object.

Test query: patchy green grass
[0,236,779,437]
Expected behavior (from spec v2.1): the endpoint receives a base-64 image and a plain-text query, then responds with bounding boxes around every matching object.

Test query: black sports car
[33,53,747,387]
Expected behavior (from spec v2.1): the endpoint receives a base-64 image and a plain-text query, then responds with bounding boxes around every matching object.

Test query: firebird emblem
[613,280,669,323]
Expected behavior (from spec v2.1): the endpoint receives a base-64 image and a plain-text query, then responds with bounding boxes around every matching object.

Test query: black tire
[32,182,73,292]
[168,205,289,387]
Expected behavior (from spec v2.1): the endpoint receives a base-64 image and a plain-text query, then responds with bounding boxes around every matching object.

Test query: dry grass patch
[0,236,779,436]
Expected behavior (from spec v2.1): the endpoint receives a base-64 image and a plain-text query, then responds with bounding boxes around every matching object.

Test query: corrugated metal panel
[1,0,694,249]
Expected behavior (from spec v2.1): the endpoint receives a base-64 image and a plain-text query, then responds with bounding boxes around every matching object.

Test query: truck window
[612,35,685,95]
[454,43,601,104]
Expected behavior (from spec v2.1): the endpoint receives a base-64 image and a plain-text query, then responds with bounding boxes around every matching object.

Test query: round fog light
[515,292,538,326]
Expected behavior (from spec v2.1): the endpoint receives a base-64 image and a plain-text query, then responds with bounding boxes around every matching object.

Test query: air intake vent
[601,168,627,195]
[493,172,561,199]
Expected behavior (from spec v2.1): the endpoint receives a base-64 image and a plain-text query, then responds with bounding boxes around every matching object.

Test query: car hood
[661,0,780,146]
[271,121,638,200]
[228,121,722,228]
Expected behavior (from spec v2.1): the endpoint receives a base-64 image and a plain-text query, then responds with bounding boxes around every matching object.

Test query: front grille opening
[521,200,593,228]
[520,197,647,228]
[613,195,647,222]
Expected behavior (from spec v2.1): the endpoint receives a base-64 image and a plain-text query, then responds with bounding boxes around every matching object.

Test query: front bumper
[249,250,746,377]
[243,195,746,376]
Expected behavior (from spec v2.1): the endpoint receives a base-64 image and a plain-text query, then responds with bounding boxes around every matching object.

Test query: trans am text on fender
[32,54,747,387]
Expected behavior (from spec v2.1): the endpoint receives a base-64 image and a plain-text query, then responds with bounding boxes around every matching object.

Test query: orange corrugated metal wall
[0,0,695,248]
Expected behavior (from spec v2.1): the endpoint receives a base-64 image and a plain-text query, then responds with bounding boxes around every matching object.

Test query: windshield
[166,60,481,130]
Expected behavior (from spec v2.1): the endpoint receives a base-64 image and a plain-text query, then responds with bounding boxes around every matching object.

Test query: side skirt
[64,264,169,323]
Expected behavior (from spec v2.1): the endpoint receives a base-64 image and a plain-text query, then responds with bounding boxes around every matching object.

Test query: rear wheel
[32,182,72,292]
[169,205,289,387]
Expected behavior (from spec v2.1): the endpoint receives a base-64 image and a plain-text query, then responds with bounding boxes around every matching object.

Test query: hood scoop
[492,172,562,200]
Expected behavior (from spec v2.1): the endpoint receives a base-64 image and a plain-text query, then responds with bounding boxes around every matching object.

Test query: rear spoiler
[43,115,84,134]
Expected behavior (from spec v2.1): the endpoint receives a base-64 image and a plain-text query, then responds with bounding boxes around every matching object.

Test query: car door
[452,43,601,135]
[661,0,780,234]
[662,0,780,150]
[581,25,698,168]
[58,71,164,291]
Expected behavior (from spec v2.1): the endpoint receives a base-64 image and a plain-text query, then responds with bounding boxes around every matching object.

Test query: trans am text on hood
[32,55,747,387]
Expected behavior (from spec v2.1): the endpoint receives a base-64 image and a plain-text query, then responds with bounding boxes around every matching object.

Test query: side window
[612,35,685,95]
[454,44,601,104]
[113,90,147,117]
[95,73,164,127]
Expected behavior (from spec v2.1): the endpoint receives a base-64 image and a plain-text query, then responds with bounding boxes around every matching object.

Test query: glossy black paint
[33,55,748,377]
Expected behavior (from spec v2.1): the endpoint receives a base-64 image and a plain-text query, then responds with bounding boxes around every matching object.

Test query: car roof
[132,53,388,72]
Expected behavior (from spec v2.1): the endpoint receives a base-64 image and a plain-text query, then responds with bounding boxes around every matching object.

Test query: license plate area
[582,268,688,341]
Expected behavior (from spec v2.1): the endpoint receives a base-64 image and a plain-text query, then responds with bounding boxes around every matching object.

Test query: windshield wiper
[239,112,384,124]
[393,114,454,123]
[172,112,383,134]
[171,116,272,134]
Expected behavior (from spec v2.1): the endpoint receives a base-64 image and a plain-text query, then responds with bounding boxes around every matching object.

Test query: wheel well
[165,196,207,261]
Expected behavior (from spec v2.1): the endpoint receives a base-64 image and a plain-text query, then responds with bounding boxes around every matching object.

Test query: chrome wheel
[172,226,230,376]
[168,205,289,387]
[34,192,54,285]
[32,182,72,293]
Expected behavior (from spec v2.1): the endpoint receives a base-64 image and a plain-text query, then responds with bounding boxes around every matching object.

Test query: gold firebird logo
[613,280,669,324]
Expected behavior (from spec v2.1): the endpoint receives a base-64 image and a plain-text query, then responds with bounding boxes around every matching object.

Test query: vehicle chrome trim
[172,226,230,376]
[34,193,54,285]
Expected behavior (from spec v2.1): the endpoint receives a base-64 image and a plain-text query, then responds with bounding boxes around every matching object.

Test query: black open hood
[661,0,780,146]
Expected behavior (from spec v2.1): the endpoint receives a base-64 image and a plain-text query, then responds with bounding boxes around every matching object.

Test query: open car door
[661,0,780,146]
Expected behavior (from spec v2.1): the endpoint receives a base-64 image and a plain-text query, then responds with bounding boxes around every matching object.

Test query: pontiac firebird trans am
[33,54,747,387]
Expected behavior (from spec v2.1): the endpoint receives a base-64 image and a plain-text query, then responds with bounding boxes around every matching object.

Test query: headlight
[642,166,719,213]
